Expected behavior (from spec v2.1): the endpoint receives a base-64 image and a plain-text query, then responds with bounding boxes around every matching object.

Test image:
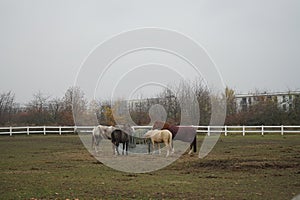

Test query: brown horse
[152,121,197,154]
[143,129,173,157]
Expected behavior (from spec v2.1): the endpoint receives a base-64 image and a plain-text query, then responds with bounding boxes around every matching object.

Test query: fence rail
[0,125,299,136]
[193,125,300,136]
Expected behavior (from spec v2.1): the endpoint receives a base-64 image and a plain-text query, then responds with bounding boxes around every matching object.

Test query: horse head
[153,121,170,130]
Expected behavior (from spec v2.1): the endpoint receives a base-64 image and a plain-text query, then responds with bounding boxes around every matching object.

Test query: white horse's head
[143,129,159,138]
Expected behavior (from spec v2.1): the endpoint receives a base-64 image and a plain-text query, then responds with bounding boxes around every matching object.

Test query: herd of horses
[91,121,197,157]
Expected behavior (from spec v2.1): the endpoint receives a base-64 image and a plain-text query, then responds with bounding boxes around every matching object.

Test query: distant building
[127,98,160,111]
[14,103,27,112]
[235,91,300,112]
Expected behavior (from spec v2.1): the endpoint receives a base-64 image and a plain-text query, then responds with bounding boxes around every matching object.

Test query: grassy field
[0,134,299,200]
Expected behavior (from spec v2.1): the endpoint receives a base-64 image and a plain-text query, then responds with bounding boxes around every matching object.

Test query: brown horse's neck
[162,123,170,129]
[154,121,171,129]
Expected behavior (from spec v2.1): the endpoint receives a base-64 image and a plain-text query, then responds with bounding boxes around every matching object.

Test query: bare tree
[26,91,50,125]
[127,96,151,125]
[158,88,180,123]
[0,91,15,125]
[48,97,63,124]
[27,91,49,111]
[62,86,87,125]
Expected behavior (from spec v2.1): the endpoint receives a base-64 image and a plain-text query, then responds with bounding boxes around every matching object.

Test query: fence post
[224,125,227,136]
[59,126,62,135]
[27,127,30,135]
[281,125,284,136]
[74,126,77,134]
[43,126,46,135]
[261,125,264,136]
[242,125,245,136]
[207,126,210,136]
[9,126,12,136]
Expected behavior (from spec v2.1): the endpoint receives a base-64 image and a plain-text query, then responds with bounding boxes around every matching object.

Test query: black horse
[111,125,133,155]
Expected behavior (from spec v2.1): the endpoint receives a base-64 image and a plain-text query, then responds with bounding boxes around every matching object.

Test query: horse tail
[92,132,95,148]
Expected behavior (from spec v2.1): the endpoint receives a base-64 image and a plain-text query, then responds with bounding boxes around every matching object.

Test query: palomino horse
[152,121,197,154]
[92,125,116,153]
[143,129,173,157]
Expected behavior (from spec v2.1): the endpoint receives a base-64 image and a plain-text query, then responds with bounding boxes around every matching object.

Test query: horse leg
[169,137,174,154]
[193,136,197,152]
[188,144,193,155]
[95,137,100,153]
[122,142,125,155]
[164,141,169,157]
[188,137,197,154]
[92,135,98,153]
[125,142,129,155]
[148,140,151,154]
[116,142,120,155]
[152,141,155,155]
[171,140,175,154]
[158,143,161,155]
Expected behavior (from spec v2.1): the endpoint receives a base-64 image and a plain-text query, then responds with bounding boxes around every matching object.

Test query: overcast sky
[1,0,300,103]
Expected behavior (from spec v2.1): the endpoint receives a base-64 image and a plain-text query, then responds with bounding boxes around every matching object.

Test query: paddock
[0,134,299,199]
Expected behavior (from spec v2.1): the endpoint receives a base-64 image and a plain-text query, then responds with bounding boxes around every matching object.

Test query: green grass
[0,134,299,199]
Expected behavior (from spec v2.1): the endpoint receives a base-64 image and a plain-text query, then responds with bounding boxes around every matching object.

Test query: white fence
[0,126,91,136]
[194,125,300,136]
[0,125,299,136]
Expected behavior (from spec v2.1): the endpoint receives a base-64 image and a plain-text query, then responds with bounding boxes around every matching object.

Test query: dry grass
[0,134,299,199]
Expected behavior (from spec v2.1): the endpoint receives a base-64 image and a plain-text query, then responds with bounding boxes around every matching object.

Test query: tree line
[0,87,85,126]
[1,82,300,126]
